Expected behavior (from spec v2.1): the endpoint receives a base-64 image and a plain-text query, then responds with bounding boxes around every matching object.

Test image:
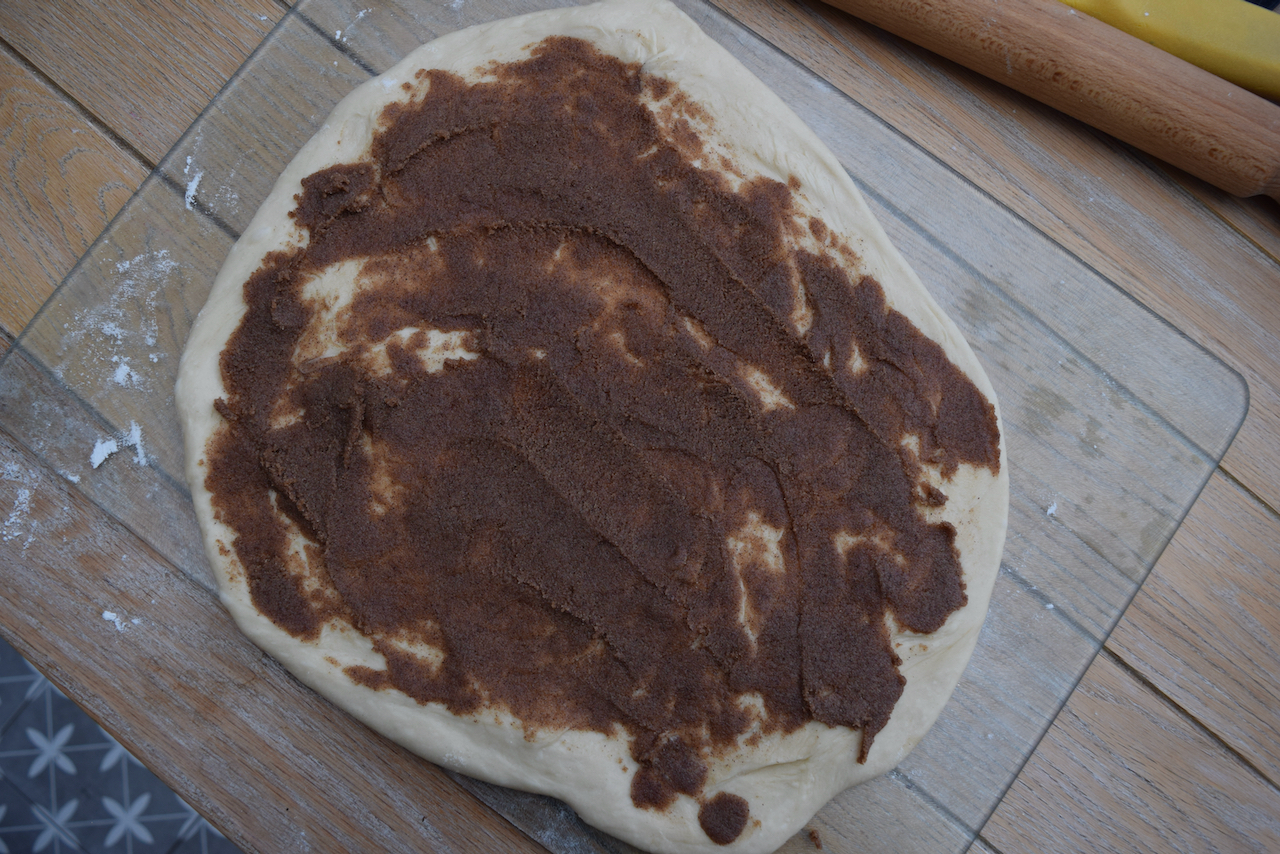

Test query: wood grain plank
[0,44,147,342]
[892,568,1102,828]
[0,427,547,854]
[0,0,285,164]
[981,653,1280,854]
[1106,472,1280,788]
[154,11,378,235]
[1164,171,1280,269]
[716,0,1280,510]
[0,345,212,588]
[968,838,999,854]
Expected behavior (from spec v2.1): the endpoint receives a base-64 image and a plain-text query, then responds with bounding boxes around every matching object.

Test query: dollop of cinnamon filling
[206,36,1000,844]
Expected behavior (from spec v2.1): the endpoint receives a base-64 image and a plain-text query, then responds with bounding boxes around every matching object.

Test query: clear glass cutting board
[0,0,1247,851]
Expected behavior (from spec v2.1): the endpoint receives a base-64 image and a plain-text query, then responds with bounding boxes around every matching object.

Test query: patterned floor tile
[0,637,244,854]
[0,777,87,854]
[166,810,239,854]
[0,654,47,735]
[0,675,86,812]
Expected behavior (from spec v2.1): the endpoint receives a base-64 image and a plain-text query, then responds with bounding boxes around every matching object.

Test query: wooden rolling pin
[822,0,1280,201]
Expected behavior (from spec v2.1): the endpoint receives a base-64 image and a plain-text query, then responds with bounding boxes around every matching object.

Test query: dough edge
[175,2,1009,852]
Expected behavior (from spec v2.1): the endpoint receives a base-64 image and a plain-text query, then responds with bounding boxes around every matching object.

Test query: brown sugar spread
[205,36,1000,844]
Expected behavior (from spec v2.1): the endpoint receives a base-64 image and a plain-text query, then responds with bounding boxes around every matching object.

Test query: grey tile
[0,656,47,735]
[0,681,96,808]
[167,817,240,854]
[0,785,91,854]
[0,638,242,854]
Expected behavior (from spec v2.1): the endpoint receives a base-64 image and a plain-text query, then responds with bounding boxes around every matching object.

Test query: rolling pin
[1060,0,1280,101]
[821,0,1280,201]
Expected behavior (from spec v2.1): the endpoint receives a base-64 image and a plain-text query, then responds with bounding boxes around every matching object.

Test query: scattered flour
[213,171,240,214]
[102,612,141,631]
[89,421,147,469]
[1,464,38,552]
[90,438,119,469]
[124,421,146,465]
[1,465,76,555]
[341,9,372,41]
[183,154,204,210]
[2,488,32,543]
[60,248,174,386]
[58,248,176,392]
[183,145,244,223]
[100,322,129,340]
[1046,501,1057,517]
[185,171,203,209]
[111,356,144,388]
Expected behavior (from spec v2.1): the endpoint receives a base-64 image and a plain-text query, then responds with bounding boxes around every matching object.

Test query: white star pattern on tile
[31,799,78,852]
[177,797,227,843]
[177,799,207,841]
[104,792,155,846]
[97,729,140,773]
[21,664,52,702]
[26,725,76,777]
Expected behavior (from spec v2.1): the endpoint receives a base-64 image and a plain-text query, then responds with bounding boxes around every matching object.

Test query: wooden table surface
[1,0,1278,851]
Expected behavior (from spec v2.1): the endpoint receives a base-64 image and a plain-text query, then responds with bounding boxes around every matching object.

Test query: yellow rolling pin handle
[1060,0,1280,100]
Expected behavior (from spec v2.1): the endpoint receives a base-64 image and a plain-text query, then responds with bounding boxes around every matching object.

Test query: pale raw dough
[176,1,1009,851]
